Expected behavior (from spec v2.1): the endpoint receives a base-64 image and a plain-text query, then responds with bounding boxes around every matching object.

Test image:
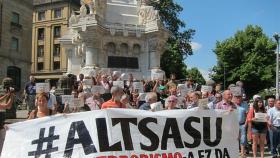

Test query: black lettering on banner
[184,117,201,148]
[205,149,211,158]
[96,118,122,152]
[188,152,194,158]
[112,118,137,150]
[198,150,204,158]
[138,117,159,151]
[215,149,222,157]
[161,118,184,150]
[223,148,230,158]
[64,121,97,157]
[203,117,222,147]
[28,126,59,158]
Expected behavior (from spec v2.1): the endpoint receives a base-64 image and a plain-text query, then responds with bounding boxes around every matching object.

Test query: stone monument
[60,0,170,79]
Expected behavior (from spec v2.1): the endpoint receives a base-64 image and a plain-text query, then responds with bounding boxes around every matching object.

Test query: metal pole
[223,64,226,90]
[274,33,280,99]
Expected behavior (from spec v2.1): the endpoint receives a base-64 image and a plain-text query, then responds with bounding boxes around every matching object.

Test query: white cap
[253,94,261,100]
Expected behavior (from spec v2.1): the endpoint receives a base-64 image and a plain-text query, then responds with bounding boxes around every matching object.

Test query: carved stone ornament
[69,11,78,26]
[138,6,160,25]
[148,38,158,51]
[79,1,88,17]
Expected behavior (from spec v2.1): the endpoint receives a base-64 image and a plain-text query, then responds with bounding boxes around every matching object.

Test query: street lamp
[274,33,280,99]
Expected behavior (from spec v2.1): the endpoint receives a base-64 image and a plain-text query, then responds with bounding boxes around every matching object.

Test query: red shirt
[101,99,125,109]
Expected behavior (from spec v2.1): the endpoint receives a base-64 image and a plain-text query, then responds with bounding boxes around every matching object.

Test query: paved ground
[6,110,274,157]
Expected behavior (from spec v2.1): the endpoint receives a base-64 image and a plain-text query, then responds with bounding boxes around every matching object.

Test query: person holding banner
[101,86,125,109]
[28,92,51,119]
[247,98,268,158]
[0,87,15,155]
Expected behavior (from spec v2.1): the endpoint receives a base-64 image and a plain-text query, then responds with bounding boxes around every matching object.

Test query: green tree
[186,68,206,85]
[150,0,195,79]
[211,25,277,96]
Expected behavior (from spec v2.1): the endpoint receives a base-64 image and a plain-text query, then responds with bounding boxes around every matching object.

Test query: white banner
[2,109,239,158]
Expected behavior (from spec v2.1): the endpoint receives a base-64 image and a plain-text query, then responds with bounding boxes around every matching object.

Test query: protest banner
[61,95,74,104]
[91,86,106,94]
[36,83,50,93]
[113,81,124,88]
[2,109,239,158]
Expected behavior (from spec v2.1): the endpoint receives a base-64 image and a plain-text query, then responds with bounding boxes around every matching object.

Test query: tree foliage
[210,25,277,96]
[150,0,195,79]
[186,68,206,85]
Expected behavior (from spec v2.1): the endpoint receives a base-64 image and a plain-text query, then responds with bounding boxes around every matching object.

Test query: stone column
[148,38,160,69]
[66,48,73,74]
[85,46,98,66]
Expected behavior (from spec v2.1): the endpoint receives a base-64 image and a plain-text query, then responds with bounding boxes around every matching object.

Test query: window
[54,8,61,18]
[53,26,61,38]
[38,28,44,40]
[37,62,43,71]
[11,37,19,51]
[37,45,44,57]
[38,11,45,21]
[53,61,60,70]
[12,12,19,24]
[108,56,139,69]
[53,44,60,57]
[7,66,21,91]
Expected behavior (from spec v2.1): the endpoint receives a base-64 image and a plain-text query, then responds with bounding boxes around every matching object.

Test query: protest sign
[91,86,106,94]
[36,83,50,93]
[150,102,163,111]
[177,84,192,96]
[255,113,268,122]
[82,79,93,86]
[61,95,74,104]
[138,93,146,101]
[69,98,84,108]
[113,81,124,88]
[2,109,239,158]
[201,85,213,92]
[230,86,242,96]
[151,71,164,80]
[133,82,144,93]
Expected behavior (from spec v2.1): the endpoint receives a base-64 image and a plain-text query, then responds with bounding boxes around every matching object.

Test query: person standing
[268,99,280,158]
[24,76,36,114]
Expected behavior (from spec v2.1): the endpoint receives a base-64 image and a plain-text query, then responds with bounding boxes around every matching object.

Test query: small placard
[91,86,105,94]
[61,95,74,104]
[69,98,84,108]
[201,85,213,92]
[150,101,163,111]
[36,83,50,93]
[230,86,242,96]
[100,68,111,76]
[133,82,144,93]
[151,72,164,80]
[82,79,93,86]
[177,84,192,96]
[138,93,147,101]
[113,81,124,88]
[255,113,268,122]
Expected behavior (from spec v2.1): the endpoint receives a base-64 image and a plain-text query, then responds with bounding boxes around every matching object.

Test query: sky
[175,0,280,79]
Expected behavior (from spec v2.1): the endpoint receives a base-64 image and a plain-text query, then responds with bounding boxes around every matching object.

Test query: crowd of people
[1,72,280,158]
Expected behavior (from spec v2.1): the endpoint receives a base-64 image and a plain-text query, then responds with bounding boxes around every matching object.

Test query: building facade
[0,0,33,91]
[60,0,170,79]
[32,0,80,86]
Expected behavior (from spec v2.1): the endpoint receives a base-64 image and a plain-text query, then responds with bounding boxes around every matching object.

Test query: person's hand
[251,117,257,121]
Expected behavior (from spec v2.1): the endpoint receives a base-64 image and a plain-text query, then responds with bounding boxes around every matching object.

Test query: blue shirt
[268,107,280,127]
[240,102,249,113]
[237,106,247,124]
